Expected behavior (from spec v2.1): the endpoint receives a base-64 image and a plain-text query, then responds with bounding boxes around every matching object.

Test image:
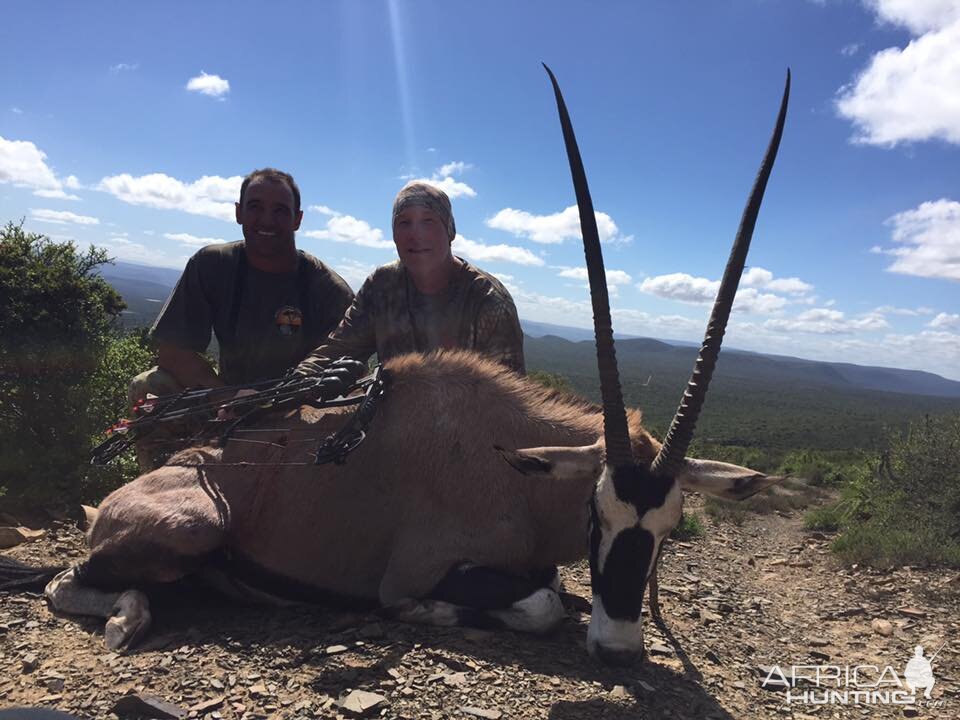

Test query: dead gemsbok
[1,66,789,663]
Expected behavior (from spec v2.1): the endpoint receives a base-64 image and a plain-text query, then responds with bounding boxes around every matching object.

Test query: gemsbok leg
[46,465,229,650]
[386,563,566,633]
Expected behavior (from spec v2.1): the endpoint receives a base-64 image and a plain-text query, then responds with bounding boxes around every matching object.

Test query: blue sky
[2,1,959,379]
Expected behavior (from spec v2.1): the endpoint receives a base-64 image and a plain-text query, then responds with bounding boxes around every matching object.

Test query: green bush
[803,503,842,532]
[0,223,152,509]
[83,330,156,501]
[671,511,705,539]
[778,448,853,487]
[688,443,779,474]
[807,413,960,567]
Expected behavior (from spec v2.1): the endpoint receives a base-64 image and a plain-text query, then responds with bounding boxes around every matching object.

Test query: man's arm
[150,251,222,387]
[306,265,355,350]
[474,294,526,375]
[157,342,225,389]
[295,280,378,377]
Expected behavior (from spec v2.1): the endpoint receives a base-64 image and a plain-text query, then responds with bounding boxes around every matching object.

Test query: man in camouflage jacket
[296,181,524,378]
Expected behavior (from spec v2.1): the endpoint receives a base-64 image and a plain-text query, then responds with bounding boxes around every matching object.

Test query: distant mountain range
[522,323,960,400]
[97,261,182,328]
[98,259,960,405]
[521,333,960,451]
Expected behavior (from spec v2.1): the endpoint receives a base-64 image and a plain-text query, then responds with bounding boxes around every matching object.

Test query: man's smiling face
[235,178,303,265]
[392,204,453,279]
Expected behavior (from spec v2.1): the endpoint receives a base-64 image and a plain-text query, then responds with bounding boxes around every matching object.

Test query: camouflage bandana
[391,181,457,242]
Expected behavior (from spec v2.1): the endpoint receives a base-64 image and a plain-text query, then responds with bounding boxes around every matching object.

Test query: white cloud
[110,62,139,73]
[639,272,718,304]
[510,288,593,328]
[97,172,242,221]
[303,214,392,249]
[11,107,23,114]
[453,234,544,266]
[732,288,789,314]
[873,304,935,316]
[557,266,632,285]
[331,258,377,289]
[0,136,75,197]
[764,307,890,334]
[309,205,338,216]
[874,198,960,280]
[186,71,230,98]
[836,3,960,146]
[406,160,477,199]
[486,205,630,245]
[97,237,179,267]
[438,161,471,177]
[866,0,960,34]
[613,309,705,339]
[722,323,959,381]
[929,311,960,329]
[639,271,789,314]
[508,282,707,339]
[741,266,814,295]
[415,175,477,199]
[32,189,80,200]
[871,328,960,379]
[841,43,862,57]
[163,232,230,247]
[29,208,99,225]
[64,175,80,189]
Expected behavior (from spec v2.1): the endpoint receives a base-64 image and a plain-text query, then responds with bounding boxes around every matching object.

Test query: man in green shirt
[129,168,354,470]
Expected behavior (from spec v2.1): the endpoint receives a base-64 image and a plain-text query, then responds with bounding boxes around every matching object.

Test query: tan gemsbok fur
[12,67,789,663]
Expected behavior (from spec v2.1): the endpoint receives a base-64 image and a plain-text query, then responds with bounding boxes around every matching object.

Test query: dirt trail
[2,495,958,719]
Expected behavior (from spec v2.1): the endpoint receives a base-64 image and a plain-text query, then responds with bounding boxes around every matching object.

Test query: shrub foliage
[807,413,960,567]
[0,223,151,508]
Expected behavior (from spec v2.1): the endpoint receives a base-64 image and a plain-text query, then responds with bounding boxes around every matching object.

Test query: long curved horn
[544,63,632,468]
[651,70,791,477]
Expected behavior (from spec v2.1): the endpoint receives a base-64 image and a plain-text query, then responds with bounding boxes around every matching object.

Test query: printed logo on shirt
[275,306,303,336]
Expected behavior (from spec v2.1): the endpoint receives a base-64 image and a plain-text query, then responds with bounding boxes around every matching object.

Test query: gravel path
[2,495,958,719]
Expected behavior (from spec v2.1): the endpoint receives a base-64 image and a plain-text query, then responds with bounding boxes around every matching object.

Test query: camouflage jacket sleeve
[294,279,378,377]
[473,293,526,375]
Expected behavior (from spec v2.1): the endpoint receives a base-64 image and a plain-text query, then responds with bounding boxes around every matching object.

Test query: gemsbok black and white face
[586,455,783,663]
[507,65,791,664]
[587,461,680,663]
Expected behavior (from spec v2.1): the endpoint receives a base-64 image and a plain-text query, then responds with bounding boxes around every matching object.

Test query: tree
[0,222,126,508]
[528,370,574,394]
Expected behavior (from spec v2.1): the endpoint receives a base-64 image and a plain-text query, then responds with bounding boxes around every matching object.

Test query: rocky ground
[1,492,958,720]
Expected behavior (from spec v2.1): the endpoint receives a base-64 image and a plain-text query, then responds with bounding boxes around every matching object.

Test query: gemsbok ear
[496,443,604,481]
[676,458,784,500]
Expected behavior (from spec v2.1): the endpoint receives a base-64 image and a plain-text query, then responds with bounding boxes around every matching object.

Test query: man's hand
[315,357,368,400]
[157,342,224,390]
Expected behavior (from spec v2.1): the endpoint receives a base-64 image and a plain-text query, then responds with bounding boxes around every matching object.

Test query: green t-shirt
[150,241,354,385]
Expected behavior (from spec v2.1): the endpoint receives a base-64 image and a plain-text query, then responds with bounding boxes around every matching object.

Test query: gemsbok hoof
[105,590,151,652]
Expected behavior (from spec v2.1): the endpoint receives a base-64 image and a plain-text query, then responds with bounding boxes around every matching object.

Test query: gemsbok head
[503,65,790,664]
